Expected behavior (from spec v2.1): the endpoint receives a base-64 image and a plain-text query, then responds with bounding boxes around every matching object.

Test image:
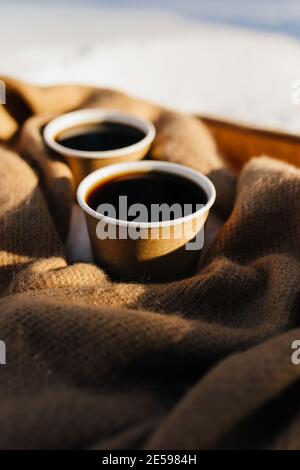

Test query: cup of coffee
[43,109,156,187]
[77,160,216,282]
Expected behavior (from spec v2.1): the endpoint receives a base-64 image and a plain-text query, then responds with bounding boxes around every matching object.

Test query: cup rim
[43,108,156,159]
[77,161,216,229]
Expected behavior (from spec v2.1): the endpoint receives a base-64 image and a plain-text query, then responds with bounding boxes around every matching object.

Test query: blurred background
[1,0,300,131]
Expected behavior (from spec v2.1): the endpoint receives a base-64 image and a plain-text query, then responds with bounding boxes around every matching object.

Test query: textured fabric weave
[0,77,300,449]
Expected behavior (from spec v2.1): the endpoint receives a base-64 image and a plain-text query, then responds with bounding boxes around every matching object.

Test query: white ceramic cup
[77,160,216,282]
[43,108,156,187]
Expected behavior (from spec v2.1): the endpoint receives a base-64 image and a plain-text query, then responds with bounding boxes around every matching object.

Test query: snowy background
[0,0,300,131]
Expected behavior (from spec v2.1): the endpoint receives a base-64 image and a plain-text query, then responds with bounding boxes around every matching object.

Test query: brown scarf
[0,76,300,449]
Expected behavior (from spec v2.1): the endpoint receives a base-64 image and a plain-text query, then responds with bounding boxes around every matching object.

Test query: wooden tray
[199,115,300,171]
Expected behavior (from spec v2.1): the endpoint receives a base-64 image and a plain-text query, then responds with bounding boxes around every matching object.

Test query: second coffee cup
[43,109,156,187]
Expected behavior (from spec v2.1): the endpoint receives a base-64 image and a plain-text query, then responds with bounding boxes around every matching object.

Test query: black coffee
[86,171,208,222]
[56,122,146,151]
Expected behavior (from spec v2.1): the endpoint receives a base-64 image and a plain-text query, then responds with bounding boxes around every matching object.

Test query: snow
[0,2,299,132]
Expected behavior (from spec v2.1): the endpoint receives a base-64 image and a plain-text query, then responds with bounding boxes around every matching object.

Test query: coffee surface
[56,122,146,151]
[86,171,208,222]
